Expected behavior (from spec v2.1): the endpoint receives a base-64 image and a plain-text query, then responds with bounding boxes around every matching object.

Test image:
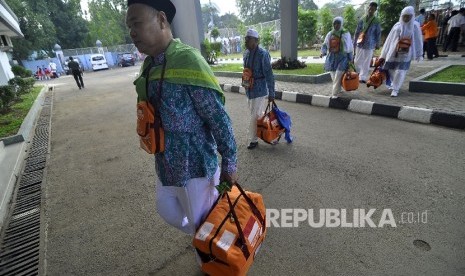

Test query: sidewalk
[217,54,465,129]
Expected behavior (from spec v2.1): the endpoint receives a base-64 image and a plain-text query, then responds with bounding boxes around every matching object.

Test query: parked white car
[90,54,109,71]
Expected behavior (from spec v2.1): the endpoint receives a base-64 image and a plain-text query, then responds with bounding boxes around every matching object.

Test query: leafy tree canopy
[299,0,318,10]
[236,0,280,25]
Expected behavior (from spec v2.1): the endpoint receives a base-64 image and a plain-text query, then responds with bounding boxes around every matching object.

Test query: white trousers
[330,71,345,96]
[248,95,267,143]
[388,69,408,93]
[155,168,220,235]
[354,47,374,81]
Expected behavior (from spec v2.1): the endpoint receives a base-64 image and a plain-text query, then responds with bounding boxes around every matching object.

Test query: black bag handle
[226,192,250,259]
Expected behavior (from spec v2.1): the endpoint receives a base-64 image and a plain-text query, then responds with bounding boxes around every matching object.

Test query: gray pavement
[0,55,464,276]
[29,67,465,275]
[216,54,465,115]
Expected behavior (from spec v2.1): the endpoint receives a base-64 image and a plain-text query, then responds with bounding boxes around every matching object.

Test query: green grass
[211,63,325,75]
[0,86,43,138]
[219,49,321,60]
[218,49,382,60]
[426,65,465,83]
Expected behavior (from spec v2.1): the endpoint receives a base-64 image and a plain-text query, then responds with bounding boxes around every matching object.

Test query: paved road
[216,54,465,115]
[42,67,465,275]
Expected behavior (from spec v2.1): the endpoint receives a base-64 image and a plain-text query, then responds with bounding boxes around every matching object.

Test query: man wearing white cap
[242,28,275,150]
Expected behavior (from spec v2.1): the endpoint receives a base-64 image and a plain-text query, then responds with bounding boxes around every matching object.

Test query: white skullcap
[246,29,259,38]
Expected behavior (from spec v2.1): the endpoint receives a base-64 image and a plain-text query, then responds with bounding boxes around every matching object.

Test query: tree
[9,0,58,61]
[236,0,280,25]
[319,7,334,39]
[322,0,351,17]
[87,0,128,47]
[299,0,318,10]
[219,13,242,29]
[260,28,274,50]
[201,3,220,32]
[343,5,357,34]
[49,0,89,49]
[298,7,318,48]
[379,0,407,37]
[211,28,220,41]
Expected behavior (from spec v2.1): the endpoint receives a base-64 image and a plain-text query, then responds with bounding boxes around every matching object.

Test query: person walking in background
[49,60,58,78]
[415,8,426,26]
[378,6,423,97]
[446,8,465,52]
[242,28,275,150]
[442,10,459,52]
[126,0,237,243]
[353,1,381,83]
[43,66,51,80]
[68,57,84,89]
[36,66,44,80]
[320,17,354,98]
[421,13,439,60]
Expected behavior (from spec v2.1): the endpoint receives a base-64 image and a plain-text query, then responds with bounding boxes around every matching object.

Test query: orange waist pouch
[193,183,267,276]
[241,68,254,90]
[136,101,164,154]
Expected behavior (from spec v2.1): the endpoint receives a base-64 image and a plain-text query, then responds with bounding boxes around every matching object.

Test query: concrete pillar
[280,0,298,60]
[170,0,204,50]
[0,52,13,85]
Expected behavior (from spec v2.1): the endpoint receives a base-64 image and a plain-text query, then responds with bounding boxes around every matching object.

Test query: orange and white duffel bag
[256,101,285,145]
[193,182,267,276]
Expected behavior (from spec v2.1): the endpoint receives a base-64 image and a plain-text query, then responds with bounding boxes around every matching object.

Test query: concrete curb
[409,64,465,96]
[214,71,331,84]
[220,83,465,130]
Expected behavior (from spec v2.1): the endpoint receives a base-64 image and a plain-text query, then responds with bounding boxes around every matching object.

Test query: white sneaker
[390,90,398,97]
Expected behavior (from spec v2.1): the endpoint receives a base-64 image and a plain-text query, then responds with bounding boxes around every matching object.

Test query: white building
[0,0,24,85]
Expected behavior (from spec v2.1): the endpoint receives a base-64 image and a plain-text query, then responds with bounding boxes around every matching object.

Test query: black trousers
[426,37,439,59]
[448,27,461,51]
[72,71,84,89]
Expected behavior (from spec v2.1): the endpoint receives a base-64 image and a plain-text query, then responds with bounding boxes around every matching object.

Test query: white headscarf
[399,6,415,38]
[333,16,344,30]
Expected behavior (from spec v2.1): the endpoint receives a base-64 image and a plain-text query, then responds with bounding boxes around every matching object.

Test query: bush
[201,40,222,65]
[8,77,35,95]
[11,65,33,78]
[272,57,307,70]
[0,85,15,112]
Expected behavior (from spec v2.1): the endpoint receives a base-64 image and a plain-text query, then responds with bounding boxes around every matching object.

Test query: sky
[198,0,368,16]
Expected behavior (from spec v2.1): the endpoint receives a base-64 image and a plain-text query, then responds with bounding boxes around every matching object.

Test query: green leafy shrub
[11,65,33,78]
[0,85,15,112]
[8,77,35,95]
[272,57,307,70]
[201,39,222,65]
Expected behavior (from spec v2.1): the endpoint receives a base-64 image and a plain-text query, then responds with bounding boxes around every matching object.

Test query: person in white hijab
[320,17,354,97]
[379,6,423,97]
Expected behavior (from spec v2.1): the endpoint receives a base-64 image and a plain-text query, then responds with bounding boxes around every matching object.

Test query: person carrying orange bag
[421,13,439,60]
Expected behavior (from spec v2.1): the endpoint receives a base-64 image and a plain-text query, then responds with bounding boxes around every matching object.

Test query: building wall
[0,51,14,85]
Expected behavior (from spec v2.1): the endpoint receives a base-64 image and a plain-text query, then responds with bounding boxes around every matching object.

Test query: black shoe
[247,142,258,149]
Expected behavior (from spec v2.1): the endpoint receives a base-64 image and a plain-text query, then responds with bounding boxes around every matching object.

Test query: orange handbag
[136,59,166,154]
[256,101,285,145]
[329,35,341,53]
[241,68,254,90]
[193,182,267,276]
[367,67,386,89]
[136,101,165,154]
[341,63,359,91]
[356,31,365,44]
